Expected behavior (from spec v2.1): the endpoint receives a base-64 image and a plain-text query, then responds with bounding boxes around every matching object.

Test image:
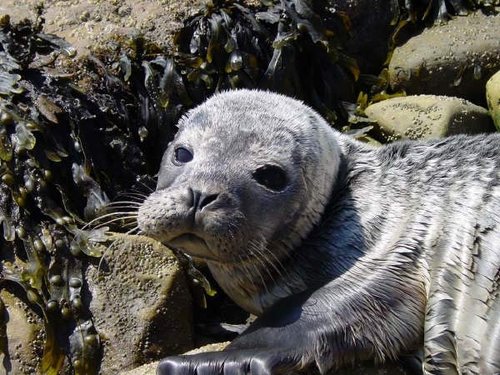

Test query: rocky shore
[0,0,498,374]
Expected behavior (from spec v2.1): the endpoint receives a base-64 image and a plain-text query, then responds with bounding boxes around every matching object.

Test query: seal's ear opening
[253,165,288,192]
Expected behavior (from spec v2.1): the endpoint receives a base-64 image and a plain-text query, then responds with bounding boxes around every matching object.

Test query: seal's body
[138,90,500,375]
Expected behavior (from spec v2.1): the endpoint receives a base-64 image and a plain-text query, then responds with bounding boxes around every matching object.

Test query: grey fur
[137,90,500,375]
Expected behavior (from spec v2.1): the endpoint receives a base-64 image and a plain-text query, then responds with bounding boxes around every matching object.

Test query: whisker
[252,260,271,295]
[125,226,140,234]
[260,244,289,280]
[120,221,140,227]
[238,254,260,293]
[98,205,141,212]
[137,177,157,191]
[104,200,143,206]
[249,241,279,284]
[82,211,139,230]
[92,215,139,230]
[115,192,148,201]
[134,179,155,193]
[254,252,275,289]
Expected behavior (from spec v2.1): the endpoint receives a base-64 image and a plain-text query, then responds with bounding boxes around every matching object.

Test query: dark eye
[253,165,288,192]
[174,147,193,163]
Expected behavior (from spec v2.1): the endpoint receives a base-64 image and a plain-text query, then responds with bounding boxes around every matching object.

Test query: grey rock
[365,95,495,140]
[0,0,205,57]
[85,233,193,374]
[389,12,500,105]
[486,70,500,130]
[0,290,44,375]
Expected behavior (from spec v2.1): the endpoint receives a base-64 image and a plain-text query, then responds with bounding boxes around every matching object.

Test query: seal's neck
[278,137,381,289]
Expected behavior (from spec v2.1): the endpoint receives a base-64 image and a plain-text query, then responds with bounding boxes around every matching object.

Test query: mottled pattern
[137,90,500,375]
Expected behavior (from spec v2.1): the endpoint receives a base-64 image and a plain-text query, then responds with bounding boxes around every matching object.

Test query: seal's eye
[174,147,193,163]
[253,165,288,192]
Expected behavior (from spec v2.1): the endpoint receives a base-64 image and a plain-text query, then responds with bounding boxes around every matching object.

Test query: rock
[486,70,500,130]
[85,234,193,374]
[184,341,231,355]
[0,289,44,375]
[119,360,157,375]
[388,12,500,105]
[0,0,205,57]
[365,95,495,140]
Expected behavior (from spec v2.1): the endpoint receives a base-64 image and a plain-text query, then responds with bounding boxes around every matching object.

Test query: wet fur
[138,90,500,374]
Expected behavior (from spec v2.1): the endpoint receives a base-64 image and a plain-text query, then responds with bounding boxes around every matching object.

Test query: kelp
[173,0,357,123]
[0,15,153,374]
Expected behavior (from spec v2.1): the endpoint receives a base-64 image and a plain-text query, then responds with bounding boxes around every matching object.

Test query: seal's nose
[191,189,219,211]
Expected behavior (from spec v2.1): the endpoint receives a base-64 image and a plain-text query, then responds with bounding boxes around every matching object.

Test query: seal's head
[138,90,341,313]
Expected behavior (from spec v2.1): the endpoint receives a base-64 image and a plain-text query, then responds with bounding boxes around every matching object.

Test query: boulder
[0,0,205,57]
[389,12,500,105]
[365,95,494,140]
[85,234,193,374]
[0,290,44,375]
[486,70,500,130]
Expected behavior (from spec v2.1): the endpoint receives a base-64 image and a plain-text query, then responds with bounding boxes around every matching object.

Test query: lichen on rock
[365,95,495,141]
[486,70,500,130]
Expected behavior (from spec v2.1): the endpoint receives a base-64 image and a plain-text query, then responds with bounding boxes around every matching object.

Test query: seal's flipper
[157,293,315,374]
[157,348,305,375]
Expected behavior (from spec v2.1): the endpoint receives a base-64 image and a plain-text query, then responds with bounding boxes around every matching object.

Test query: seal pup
[137,90,500,375]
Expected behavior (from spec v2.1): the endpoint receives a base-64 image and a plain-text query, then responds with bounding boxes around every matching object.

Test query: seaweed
[0,16,150,374]
[173,0,357,123]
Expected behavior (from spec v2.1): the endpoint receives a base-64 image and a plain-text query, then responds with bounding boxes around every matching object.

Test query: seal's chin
[168,233,219,261]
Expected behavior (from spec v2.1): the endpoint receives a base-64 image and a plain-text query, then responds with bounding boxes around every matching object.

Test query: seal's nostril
[189,188,198,208]
[199,193,218,210]
[190,189,219,211]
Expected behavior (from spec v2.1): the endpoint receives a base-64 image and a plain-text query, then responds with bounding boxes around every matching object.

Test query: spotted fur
[138,90,500,375]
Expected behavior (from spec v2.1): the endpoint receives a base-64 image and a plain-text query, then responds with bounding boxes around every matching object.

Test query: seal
[137,90,500,375]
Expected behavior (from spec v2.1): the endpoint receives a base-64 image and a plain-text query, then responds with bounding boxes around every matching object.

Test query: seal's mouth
[168,233,219,261]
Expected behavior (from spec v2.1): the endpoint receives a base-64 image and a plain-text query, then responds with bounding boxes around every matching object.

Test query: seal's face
[139,117,303,263]
[138,90,341,312]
